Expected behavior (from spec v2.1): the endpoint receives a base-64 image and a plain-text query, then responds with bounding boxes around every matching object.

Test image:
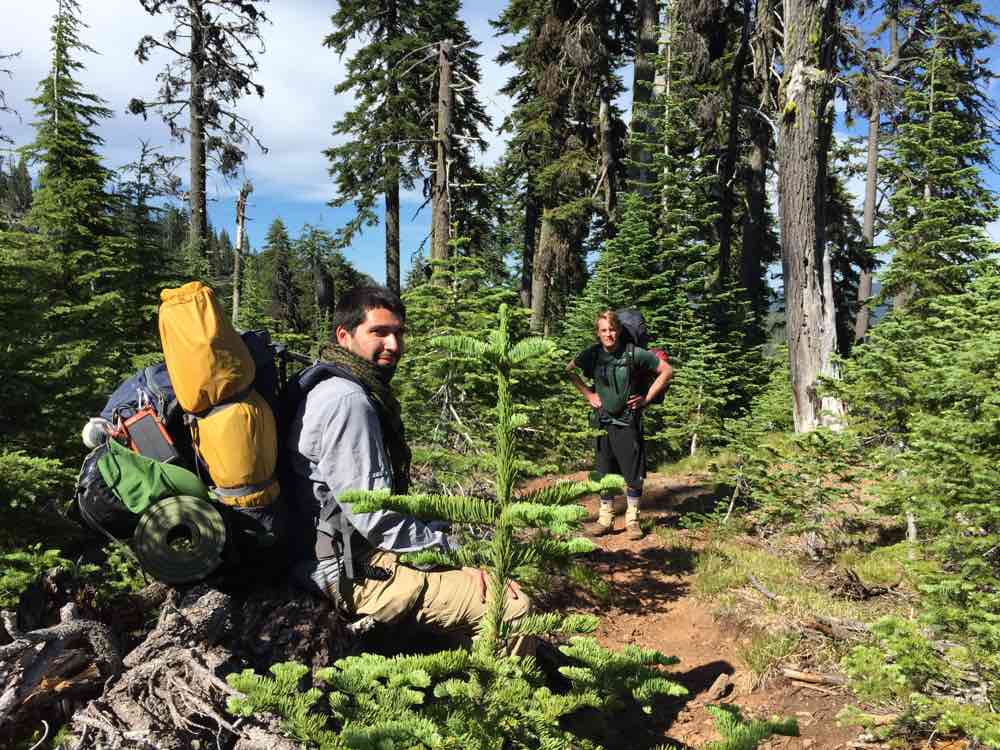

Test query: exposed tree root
[1,572,351,749]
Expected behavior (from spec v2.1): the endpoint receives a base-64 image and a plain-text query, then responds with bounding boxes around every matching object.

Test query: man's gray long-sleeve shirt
[287,374,449,558]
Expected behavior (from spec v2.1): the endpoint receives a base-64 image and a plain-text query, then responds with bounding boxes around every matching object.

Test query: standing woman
[567,310,673,539]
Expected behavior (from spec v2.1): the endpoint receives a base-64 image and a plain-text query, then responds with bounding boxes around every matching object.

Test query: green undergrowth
[655,449,737,476]
[736,631,803,688]
[690,535,910,676]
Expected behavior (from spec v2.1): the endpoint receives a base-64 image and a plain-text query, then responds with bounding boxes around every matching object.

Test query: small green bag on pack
[97,438,209,514]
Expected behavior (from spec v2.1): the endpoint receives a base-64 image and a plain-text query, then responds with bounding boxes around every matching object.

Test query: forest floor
[524,470,951,750]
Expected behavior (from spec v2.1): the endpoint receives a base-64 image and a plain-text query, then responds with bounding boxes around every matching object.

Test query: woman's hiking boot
[625,507,644,540]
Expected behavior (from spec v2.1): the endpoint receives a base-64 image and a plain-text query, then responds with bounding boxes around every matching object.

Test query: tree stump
[2,574,350,749]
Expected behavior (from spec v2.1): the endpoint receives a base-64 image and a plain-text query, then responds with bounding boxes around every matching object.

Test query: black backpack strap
[625,343,636,394]
[284,362,370,584]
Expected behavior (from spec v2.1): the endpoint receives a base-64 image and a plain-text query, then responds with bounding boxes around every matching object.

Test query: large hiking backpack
[159,282,282,511]
[615,308,670,406]
[70,283,297,583]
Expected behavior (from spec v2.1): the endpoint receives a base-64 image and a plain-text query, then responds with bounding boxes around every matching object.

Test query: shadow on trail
[582,545,696,614]
[566,658,734,750]
[641,480,732,517]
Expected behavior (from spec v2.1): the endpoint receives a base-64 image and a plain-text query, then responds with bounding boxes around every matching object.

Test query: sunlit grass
[655,449,738,476]
[737,630,802,687]
[692,539,909,634]
[834,543,911,588]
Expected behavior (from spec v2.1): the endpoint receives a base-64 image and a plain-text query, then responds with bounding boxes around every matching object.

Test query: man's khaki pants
[352,551,532,653]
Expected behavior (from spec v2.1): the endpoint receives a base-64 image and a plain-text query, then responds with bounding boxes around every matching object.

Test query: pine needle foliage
[3,0,136,456]
[832,271,1000,724]
[397,251,569,467]
[879,40,999,306]
[348,302,610,653]
[227,304,687,748]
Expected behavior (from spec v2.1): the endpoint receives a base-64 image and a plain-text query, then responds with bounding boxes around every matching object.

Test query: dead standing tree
[778,0,846,432]
[130,0,268,265]
[232,179,252,326]
[430,39,453,278]
[853,17,905,344]
[0,49,20,146]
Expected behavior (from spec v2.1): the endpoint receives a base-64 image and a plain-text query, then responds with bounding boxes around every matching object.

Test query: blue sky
[2,1,998,284]
[1,0,517,283]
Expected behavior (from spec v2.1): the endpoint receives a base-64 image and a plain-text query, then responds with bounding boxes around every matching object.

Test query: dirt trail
[532,471,860,750]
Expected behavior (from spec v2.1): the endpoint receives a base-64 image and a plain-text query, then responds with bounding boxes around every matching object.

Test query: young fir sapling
[226,304,688,748]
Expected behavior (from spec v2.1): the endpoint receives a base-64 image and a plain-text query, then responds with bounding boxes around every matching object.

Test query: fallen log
[804,614,871,641]
[781,668,847,686]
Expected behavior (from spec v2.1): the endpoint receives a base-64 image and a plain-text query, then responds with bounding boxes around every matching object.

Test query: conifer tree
[879,36,999,307]
[113,141,184,345]
[292,224,368,343]
[263,218,301,334]
[397,249,525,452]
[0,155,32,227]
[7,0,133,452]
[237,249,275,333]
[324,0,489,294]
[494,0,632,332]
[23,0,114,281]
[834,270,1000,741]
[130,0,269,262]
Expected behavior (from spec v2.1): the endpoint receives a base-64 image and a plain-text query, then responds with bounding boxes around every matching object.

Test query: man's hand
[627,393,647,409]
[587,391,602,409]
[462,567,524,603]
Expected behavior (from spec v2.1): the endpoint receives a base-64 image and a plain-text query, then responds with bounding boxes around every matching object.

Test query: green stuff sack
[97,438,209,515]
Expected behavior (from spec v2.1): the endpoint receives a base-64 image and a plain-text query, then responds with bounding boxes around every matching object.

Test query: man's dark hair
[333,285,406,334]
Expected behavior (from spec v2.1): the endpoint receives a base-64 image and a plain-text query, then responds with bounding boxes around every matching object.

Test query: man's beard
[374,360,397,383]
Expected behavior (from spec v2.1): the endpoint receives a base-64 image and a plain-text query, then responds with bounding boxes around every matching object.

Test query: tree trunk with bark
[521,192,539,308]
[188,0,208,258]
[629,0,659,192]
[383,0,401,295]
[531,214,570,334]
[598,91,617,225]
[430,40,453,276]
[853,111,878,343]
[717,0,752,289]
[740,112,770,342]
[778,0,845,432]
[232,181,251,325]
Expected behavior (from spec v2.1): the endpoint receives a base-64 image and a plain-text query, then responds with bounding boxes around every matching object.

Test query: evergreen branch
[501,503,588,529]
[399,548,461,570]
[506,612,599,637]
[430,334,491,359]
[517,475,624,506]
[340,489,499,526]
[533,536,597,560]
[508,336,554,364]
[703,704,799,750]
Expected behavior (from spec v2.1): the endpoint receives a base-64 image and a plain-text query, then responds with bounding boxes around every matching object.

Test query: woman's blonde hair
[594,309,621,337]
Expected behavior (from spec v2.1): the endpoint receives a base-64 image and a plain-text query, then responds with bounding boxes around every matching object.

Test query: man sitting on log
[285,286,530,646]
